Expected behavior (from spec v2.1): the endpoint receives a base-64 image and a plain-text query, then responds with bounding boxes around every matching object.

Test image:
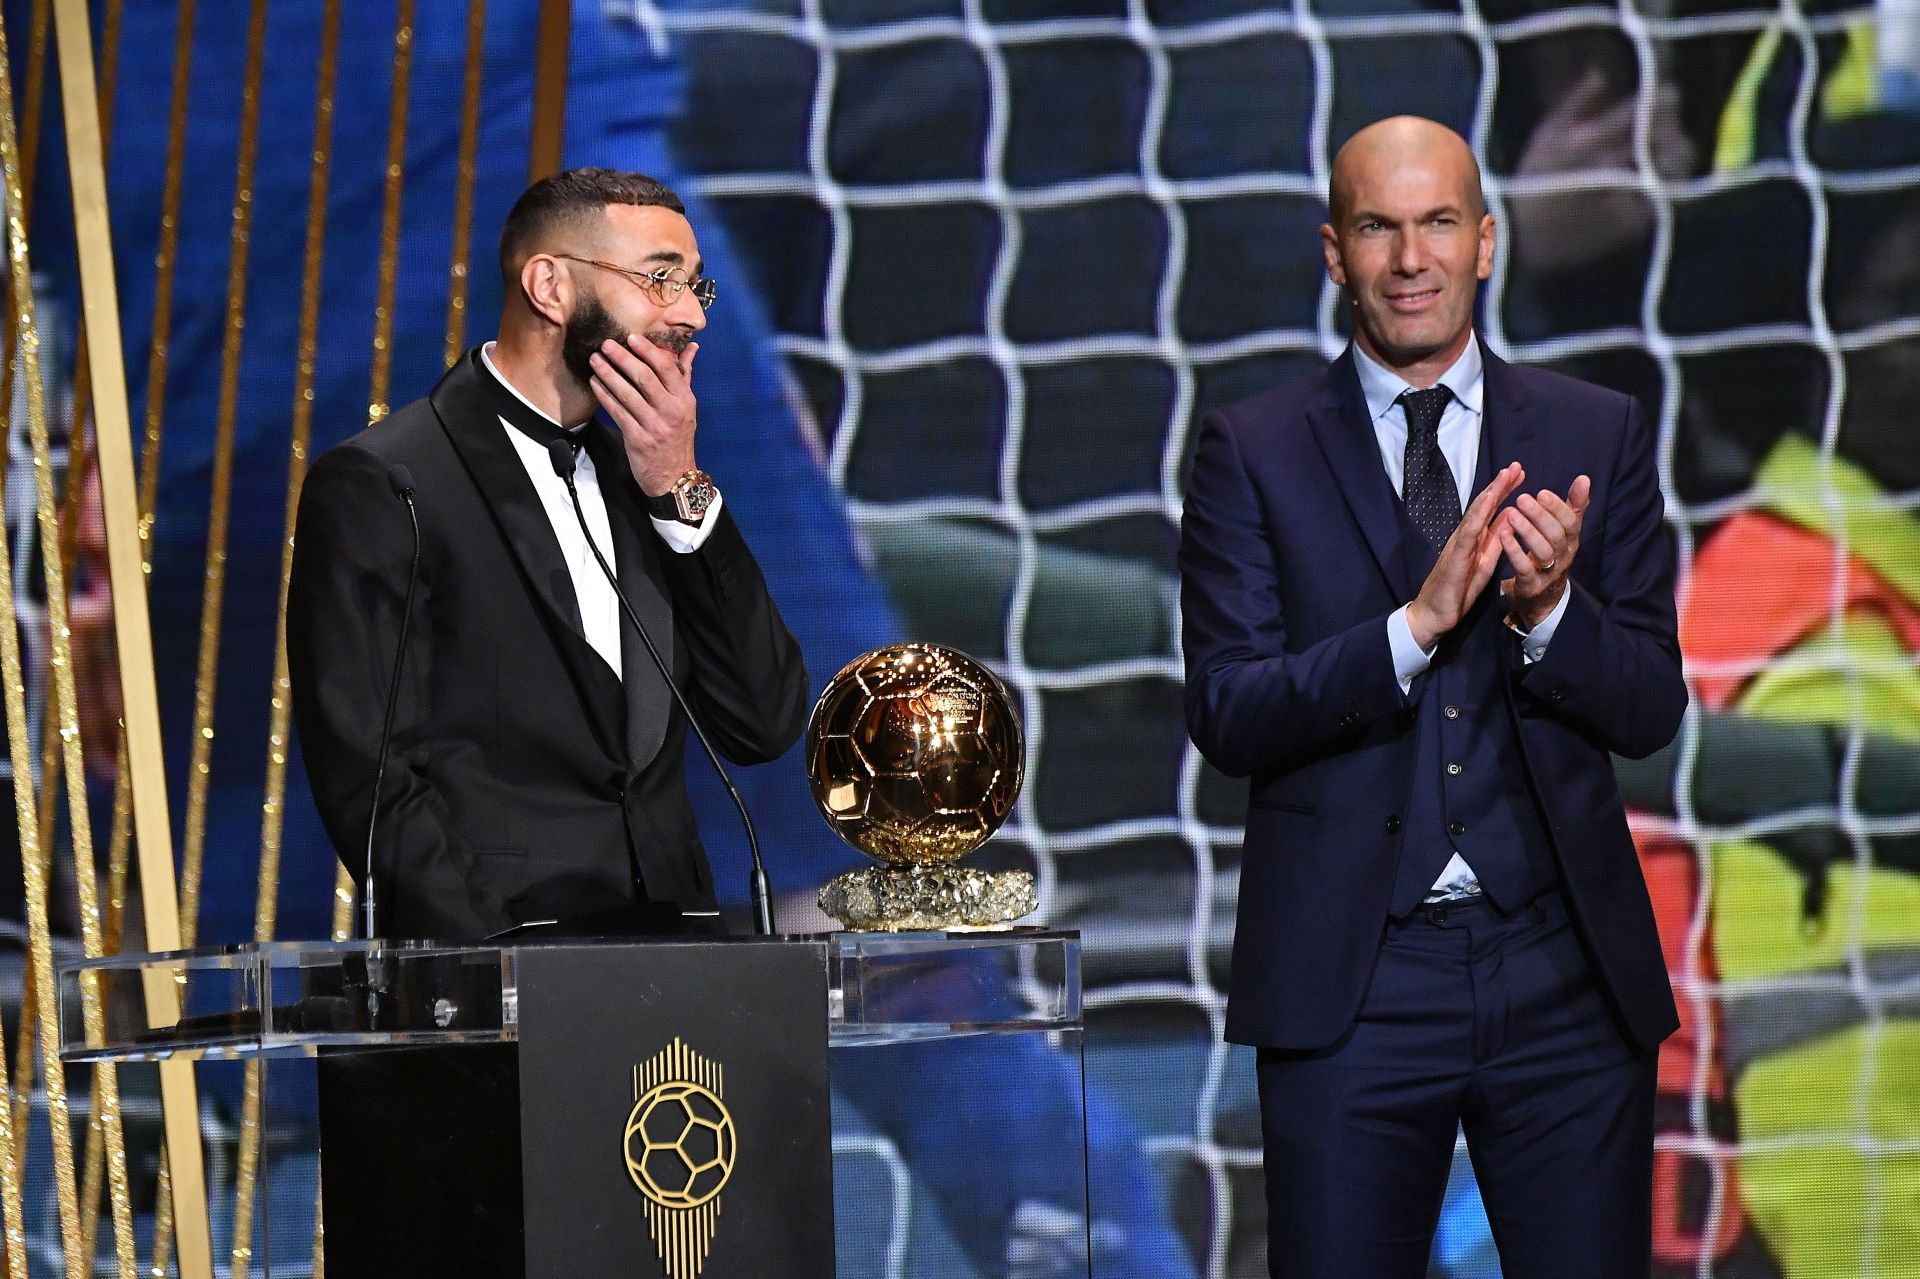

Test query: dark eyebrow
[1349,205,1465,228]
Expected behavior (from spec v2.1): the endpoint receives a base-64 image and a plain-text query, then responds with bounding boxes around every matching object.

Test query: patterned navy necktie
[1399,385,1461,549]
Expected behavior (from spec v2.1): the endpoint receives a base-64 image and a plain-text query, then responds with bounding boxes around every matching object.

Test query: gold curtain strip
[443,0,486,365]
[15,0,46,212]
[70,0,126,1256]
[17,0,122,1199]
[527,0,569,184]
[0,6,128,1274]
[137,0,195,576]
[42,3,147,1274]
[315,11,419,1260]
[335,0,417,948]
[20,187,136,1279]
[82,738,132,1261]
[235,2,341,1275]
[46,0,212,1271]
[126,2,197,1270]
[179,0,269,1008]
[0,0,49,497]
[366,0,415,424]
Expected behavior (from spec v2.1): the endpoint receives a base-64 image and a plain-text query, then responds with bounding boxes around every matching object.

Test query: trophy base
[819,865,1039,932]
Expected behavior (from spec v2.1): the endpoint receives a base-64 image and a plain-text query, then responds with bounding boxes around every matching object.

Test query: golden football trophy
[806,643,1036,931]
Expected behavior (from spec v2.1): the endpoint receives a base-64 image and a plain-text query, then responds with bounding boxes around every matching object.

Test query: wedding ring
[1538,557,1557,572]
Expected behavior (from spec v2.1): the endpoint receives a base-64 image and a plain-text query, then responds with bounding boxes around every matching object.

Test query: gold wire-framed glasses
[555,253,718,310]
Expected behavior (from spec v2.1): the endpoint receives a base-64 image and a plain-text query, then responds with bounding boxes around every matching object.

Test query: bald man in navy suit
[1180,117,1685,1277]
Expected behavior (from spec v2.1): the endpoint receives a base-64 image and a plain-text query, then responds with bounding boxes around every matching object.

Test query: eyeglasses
[555,254,718,310]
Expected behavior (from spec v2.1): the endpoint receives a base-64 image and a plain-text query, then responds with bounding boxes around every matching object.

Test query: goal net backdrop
[656,1,1920,1276]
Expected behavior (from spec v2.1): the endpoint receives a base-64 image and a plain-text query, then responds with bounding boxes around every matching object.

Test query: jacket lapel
[581,424,676,774]
[431,354,626,755]
[1477,341,1545,495]
[1305,350,1417,601]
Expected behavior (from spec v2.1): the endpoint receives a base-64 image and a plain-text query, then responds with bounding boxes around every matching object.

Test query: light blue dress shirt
[1349,336,1570,898]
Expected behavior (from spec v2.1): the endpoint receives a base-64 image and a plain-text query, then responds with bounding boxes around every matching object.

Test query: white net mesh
[634,0,1920,1274]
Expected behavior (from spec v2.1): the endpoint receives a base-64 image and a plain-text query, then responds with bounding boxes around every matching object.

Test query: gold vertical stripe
[228,1061,261,1279]
[443,0,486,365]
[0,0,48,499]
[126,9,195,1276]
[44,0,212,1270]
[366,0,415,424]
[328,863,354,940]
[137,0,196,576]
[59,1,122,1247]
[527,0,569,185]
[243,4,341,1274]
[16,0,46,209]
[81,740,134,1263]
[0,22,38,1248]
[45,0,183,1269]
[0,9,98,1275]
[179,0,268,984]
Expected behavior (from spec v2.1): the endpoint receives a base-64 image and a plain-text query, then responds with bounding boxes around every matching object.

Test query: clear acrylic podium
[58,930,1088,1278]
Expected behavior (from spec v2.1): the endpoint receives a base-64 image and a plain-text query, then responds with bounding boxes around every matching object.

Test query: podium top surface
[57,930,1081,1063]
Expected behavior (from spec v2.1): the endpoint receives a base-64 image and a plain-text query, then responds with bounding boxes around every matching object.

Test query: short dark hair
[498,167,686,281]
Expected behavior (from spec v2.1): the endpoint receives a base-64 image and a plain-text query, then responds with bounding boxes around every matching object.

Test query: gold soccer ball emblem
[805,643,1024,867]
[624,1080,737,1210]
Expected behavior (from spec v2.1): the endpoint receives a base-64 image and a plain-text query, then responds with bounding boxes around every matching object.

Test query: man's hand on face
[588,333,701,496]
[1497,475,1590,630]
[1405,462,1525,651]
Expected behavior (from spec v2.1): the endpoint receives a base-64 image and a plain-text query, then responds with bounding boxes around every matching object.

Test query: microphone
[545,438,776,936]
[362,462,421,947]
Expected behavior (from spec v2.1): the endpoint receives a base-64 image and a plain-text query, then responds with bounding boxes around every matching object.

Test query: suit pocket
[474,847,527,859]
[1247,798,1316,815]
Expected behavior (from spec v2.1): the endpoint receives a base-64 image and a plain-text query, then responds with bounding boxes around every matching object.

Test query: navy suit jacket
[1180,343,1686,1053]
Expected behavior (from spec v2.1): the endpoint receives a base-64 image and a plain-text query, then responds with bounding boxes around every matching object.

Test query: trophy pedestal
[818,864,1038,932]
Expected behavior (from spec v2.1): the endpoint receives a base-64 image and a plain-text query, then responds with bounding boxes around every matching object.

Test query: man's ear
[1319,223,1347,287]
[518,254,571,327]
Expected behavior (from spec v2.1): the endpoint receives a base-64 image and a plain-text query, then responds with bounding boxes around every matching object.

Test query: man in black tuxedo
[289,168,808,941]
[1180,118,1686,1274]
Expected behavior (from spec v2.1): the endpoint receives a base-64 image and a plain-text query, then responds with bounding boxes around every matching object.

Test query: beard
[560,292,625,390]
[561,293,695,390]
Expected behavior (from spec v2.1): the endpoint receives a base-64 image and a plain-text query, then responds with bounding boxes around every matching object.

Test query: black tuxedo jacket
[1180,344,1686,1052]
[288,351,809,941]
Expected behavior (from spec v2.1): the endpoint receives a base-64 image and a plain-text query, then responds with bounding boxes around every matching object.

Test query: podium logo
[625,1038,737,1279]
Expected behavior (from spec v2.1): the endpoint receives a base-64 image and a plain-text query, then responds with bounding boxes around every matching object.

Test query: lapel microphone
[546,439,776,937]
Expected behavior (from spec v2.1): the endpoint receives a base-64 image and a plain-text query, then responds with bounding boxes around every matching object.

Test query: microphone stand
[362,464,422,1020]
[547,440,776,936]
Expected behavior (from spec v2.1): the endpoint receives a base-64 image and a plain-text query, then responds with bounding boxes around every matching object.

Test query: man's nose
[666,289,708,330]
[1392,232,1427,275]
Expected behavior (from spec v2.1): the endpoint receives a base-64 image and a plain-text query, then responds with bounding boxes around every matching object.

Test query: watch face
[677,472,717,521]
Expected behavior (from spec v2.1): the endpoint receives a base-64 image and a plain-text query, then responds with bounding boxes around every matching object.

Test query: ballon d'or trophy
[806,643,1036,931]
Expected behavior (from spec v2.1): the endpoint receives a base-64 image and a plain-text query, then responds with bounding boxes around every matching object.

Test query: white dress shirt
[1350,335,1569,899]
[480,342,721,680]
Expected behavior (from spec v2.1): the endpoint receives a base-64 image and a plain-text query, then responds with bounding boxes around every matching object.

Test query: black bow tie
[474,348,591,453]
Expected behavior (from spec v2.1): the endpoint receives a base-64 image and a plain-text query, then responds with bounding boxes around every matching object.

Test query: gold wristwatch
[646,467,718,525]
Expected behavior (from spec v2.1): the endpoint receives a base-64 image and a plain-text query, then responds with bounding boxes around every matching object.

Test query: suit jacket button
[1549,688,1566,702]
[1385,815,1402,834]
[1449,820,1467,836]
